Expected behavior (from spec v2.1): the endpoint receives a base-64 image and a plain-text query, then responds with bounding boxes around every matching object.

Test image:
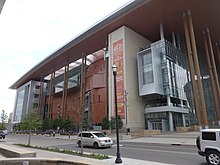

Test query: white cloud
[0,0,131,115]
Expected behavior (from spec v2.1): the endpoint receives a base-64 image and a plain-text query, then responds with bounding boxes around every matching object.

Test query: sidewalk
[19,147,172,165]
[0,143,171,165]
[121,131,199,146]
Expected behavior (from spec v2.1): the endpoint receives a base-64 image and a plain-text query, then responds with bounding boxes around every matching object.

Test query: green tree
[51,118,63,130]
[110,117,116,130]
[13,124,18,132]
[41,118,51,131]
[118,116,123,129]
[0,110,8,130]
[22,110,42,146]
[63,118,74,131]
[101,117,109,130]
[82,115,88,130]
[110,116,123,130]
[19,121,28,130]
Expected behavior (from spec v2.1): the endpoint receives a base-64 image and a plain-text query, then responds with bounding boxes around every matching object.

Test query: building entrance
[152,121,162,130]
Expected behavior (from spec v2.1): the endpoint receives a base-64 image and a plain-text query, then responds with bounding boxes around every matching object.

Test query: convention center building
[10,0,220,132]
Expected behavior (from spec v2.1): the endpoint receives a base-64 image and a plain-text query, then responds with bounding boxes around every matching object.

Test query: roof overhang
[0,0,5,14]
[10,0,220,89]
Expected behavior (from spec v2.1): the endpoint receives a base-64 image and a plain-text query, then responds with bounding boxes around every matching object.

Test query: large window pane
[142,53,153,84]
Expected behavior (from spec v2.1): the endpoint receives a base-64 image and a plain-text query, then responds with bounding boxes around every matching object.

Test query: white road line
[112,144,123,147]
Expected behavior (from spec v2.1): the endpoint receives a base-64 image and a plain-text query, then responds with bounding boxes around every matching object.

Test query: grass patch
[15,144,109,160]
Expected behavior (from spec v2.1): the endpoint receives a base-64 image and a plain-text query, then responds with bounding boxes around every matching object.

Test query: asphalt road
[2,134,207,165]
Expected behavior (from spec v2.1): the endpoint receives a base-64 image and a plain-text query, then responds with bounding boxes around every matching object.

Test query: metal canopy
[10,0,220,89]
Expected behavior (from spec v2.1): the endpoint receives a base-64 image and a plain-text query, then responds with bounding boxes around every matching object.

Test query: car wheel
[206,150,220,165]
[78,141,81,147]
[93,142,99,149]
[196,136,200,150]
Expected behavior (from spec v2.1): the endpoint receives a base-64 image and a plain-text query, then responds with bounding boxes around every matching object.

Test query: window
[85,94,90,109]
[93,133,106,137]
[34,94,39,98]
[82,133,87,137]
[142,53,153,84]
[202,132,216,141]
[93,95,95,103]
[35,85,40,89]
[81,133,92,138]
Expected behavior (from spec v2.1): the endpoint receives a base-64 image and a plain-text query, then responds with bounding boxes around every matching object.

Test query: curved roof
[10,0,220,89]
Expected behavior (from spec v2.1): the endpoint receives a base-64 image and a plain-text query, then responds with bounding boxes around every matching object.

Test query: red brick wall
[86,58,108,124]
[45,57,108,126]
[46,90,81,125]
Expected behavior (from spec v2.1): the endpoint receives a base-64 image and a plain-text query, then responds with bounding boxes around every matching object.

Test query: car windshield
[93,133,106,137]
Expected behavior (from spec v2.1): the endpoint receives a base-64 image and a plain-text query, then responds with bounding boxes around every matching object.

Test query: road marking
[121,146,198,156]
[112,144,123,147]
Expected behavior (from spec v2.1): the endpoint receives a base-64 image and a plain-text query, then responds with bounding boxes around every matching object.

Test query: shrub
[101,117,109,130]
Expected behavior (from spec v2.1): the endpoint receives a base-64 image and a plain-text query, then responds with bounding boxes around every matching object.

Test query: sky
[0,0,131,116]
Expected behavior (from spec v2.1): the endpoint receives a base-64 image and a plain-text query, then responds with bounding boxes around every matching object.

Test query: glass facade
[139,38,219,130]
[14,90,24,122]
[161,40,189,100]
[138,39,190,131]
[52,67,81,95]
[13,81,42,123]
[142,50,154,84]
[68,74,80,89]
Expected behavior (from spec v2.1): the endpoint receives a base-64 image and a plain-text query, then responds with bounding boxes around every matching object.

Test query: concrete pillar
[167,96,171,106]
[177,33,181,50]
[203,30,220,125]
[169,112,174,131]
[180,100,183,107]
[172,32,177,48]
[160,23,165,41]
[182,114,186,127]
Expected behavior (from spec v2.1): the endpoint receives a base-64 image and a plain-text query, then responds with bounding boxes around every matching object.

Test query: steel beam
[183,12,202,129]
[48,72,55,119]
[203,30,220,125]
[206,29,220,123]
[187,10,208,128]
[61,65,69,119]
[216,42,220,69]
[38,76,44,118]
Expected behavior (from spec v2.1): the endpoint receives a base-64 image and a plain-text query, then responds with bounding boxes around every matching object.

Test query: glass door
[152,121,162,130]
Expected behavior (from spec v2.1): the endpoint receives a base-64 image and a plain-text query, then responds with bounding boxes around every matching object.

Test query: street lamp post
[112,64,122,164]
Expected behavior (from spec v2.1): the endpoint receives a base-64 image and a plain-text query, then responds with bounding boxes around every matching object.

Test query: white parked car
[196,129,220,165]
[77,131,113,148]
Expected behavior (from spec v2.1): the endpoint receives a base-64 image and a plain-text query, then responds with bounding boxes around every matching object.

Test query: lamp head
[112,64,117,72]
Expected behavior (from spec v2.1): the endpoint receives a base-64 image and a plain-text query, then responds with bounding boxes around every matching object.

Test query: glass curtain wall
[142,50,154,85]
